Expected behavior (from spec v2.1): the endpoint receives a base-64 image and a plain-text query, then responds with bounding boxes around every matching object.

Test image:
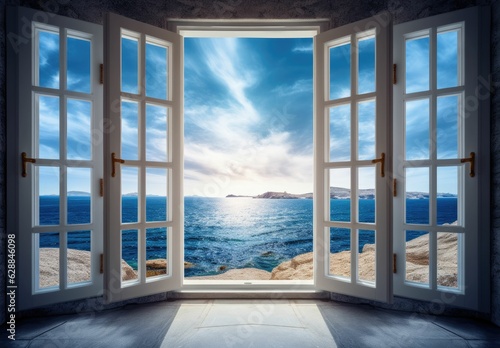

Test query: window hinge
[99,178,104,197]
[393,64,397,85]
[393,178,397,197]
[100,254,104,274]
[393,254,397,273]
[100,64,104,84]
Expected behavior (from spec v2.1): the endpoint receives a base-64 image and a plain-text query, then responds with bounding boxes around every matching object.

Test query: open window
[104,13,183,302]
[7,7,104,309]
[7,6,488,311]
[392,7,490,311]
[314,15,392,302]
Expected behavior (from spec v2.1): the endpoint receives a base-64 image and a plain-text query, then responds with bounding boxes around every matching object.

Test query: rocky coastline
[39,231,457,287]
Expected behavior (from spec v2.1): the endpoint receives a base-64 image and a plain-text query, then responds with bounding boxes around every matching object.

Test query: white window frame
[392,6,490,312]
[314,15,393,303]
[7,6,104,310]
[104,13,183,303]
[172,20,329,292]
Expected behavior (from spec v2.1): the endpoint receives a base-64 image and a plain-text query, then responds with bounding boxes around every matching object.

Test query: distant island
[254,191,312,199]
[226,187,457,199]
[67,191,91,196]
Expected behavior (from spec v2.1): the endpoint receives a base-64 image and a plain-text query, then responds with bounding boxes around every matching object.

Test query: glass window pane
[437,30,459,89]
[437,232,460,289]
[121,229,139,283]
[405,98,429,160]
[122,167,139,224]
[358,167,375,223]
[67,231,91,284]
[330,168,351,222]
[38,95,60,159]
[121,36,139,94]
[357,36,375,94]
[121,100,139,160]
[405,230,429,286]
[67,36,91,93]
[67,167,91,225]
[406,36,429,93]
[357,100,375,160]
[37,232,59,290]
[146,42,168,100]
[329,41,351,100]
[329,104,351,162]
[437,95,460,159]
[67,99,92,160]
[405,167,429,224]
[329,227,351,280]
[358,229,375,283]
[146,104,168,162]
[37,30,59,89]
[146,168,167,222]
[38,166,60,226]
[437,167,459,226]
[146,227,168,278]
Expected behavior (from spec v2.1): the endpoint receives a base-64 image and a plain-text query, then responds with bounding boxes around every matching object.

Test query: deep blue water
[39,196,457,277]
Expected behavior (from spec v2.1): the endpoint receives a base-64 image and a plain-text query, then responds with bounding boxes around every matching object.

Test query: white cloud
[293,44,313,53]
[199,38,259,123]
[67,101,91,132]
[183,38,314,197]
[272,79,312,96]
[38,31,58,66]
[184,132,312,197]
[405,37,430,93]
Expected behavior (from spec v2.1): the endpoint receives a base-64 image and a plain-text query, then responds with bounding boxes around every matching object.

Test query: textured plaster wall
[0,0,498,325]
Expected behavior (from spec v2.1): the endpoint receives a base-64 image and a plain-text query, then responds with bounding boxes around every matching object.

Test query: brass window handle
[111,152,125,178]
[371,152,385,178]
[21,152,36,177]
[460,152,475,177]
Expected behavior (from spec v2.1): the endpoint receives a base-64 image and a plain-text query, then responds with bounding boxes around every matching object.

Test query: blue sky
[36,28,461,197]
[184,37,313,197]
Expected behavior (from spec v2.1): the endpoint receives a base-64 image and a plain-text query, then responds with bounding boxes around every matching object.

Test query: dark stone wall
[490,0,500,327]
[0,0,6,329]
[0,0,498,326]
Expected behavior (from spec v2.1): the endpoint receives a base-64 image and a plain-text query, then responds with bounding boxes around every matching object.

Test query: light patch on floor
[160,300,337,347]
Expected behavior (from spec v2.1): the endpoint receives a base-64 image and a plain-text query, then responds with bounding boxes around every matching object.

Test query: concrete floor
[2,299,500,347]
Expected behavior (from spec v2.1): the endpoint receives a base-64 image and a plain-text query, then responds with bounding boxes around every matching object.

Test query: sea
[39,196,457,277]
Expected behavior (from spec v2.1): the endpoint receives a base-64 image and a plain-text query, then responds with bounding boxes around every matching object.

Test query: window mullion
[58,27,69,292]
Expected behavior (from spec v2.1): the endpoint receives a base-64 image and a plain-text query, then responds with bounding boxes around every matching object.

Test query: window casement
[392,7,490,311]
[314,15,392,302]
[104,13,183,302]
[7,6,489,312]
[7,7,104,309]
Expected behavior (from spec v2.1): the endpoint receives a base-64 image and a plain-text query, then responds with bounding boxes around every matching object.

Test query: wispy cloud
[184,38,314,196]
[406,36,430,93]
[198,38,259,123]
[272,79,312,96]
[67,99,91,160]
[293,44,313,53]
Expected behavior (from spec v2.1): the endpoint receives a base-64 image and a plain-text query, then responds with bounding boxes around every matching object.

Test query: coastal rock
[39,248,92,287]
[122,259,138,281]
[38,250,195,283]
[143,259,195,277]
[270,232,458,287]
[39,232,458,287]
[271,252,314,280]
